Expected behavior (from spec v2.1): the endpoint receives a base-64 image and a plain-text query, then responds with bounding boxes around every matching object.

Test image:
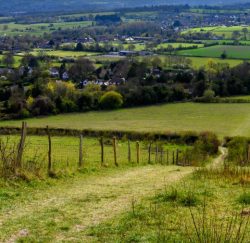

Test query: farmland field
[0,21,93,36]
[178,45,250,59]
[182,25,250,38]
[188,56,243,67]
[30,49,100,58]
[3,103,250,138]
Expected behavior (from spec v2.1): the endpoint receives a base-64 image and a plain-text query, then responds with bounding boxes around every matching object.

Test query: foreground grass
[3,103,250,137]
[0,165,192,242]
[88,168,250,242]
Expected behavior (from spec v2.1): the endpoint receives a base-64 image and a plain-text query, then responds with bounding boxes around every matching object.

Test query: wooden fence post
[148,142,152,164]
[16,121,27,168]
[46,126,52,174]
[172,151,175,165]
[136,141,140,164]
[155,143,159,163]
[100,137,104,166]
[128,140,131,163]
[176,149,179,165]
[113,137,118,167]
[79,135,83,167]
[248,144,250,164]
[160,148,163,164]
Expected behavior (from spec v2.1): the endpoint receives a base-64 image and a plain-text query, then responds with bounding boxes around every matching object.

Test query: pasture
[0,21,93,36]
[183,25,250,39]
[178,45,250,59]
[2,103,250,138]
[188,56,243,67]
[30,49,99,58]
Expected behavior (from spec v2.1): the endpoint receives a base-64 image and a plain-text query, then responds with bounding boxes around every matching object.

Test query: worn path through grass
[0,165,193,242]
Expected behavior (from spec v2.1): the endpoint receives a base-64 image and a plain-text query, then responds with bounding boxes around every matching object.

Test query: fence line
[0,125,193,177]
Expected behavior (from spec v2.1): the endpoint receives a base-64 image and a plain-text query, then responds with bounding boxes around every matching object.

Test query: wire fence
[0,123,192,177]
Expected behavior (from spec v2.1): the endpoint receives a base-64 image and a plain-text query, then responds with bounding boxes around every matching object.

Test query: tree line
[1,54,250,119]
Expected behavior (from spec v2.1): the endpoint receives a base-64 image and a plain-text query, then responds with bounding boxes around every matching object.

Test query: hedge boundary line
[0,126,204,144]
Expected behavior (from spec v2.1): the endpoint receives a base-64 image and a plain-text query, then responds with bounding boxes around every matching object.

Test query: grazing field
[0,21,93,36]
[2,103,250,137]
[178,45,250,59]
[30,49,100,58]
[183,25,250,39]
[188,56,243,67]
[156,42,204,49]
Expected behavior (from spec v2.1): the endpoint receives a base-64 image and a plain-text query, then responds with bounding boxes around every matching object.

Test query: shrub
[202,89,215,102]
[194,132,220,156]
[31,96,56,116]
[56,97,78,113]
[238,192,250,205]
[227,137,249,166]
[99,91,123,110]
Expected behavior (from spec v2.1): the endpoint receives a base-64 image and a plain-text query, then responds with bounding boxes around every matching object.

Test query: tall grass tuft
[185,201,250,243]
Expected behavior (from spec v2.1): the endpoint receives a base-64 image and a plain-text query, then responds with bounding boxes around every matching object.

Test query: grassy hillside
[2,103,250,137]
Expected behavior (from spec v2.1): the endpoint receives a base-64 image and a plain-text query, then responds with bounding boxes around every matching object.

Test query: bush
[227,137,249,166]
[19,108,30,118]
[194,132,220,156]
[99,91,123,110]
[31,96,56,116]
[202,89,215,102]
[56,97,78,113]
[238,192,250,205]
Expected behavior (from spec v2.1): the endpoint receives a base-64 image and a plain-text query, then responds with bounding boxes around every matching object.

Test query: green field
[156,42,204,49]
[0,21,93,36]
[183,25,250,39]
[188,56,243,67]
[0,54,22,67]
[2,103,250,138]
[30,49,100,58]
[178,45,250,59]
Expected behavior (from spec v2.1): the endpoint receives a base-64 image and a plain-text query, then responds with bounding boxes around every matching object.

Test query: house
[62,72,69,80]
[119,50,138,57]
[19,66,33,76]
[49,67,59,78]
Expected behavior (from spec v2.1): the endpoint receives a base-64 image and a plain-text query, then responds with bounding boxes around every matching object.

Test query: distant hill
[0,0,249,14]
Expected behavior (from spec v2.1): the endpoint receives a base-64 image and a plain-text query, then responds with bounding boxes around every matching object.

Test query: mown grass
[3,103,250,138]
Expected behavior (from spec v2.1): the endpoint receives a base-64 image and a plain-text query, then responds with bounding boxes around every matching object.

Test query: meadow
[182,25,250,39]
[187,56,243,67]
[30,49,99,58]
[178,45,250,59]
[0,21,93,36]
[2,103,250,138]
